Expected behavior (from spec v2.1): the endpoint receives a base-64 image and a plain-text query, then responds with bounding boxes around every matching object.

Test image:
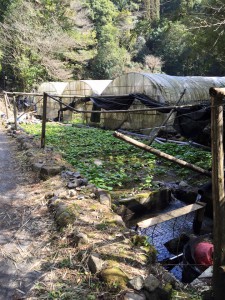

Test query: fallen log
[113,131,211,177]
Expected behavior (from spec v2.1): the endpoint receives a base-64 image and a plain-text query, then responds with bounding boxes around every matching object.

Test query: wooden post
[41,92,47,148]
[13,93,18,130]
[59,97,63,121]
[209,87,225,299]
[3,92,9,119]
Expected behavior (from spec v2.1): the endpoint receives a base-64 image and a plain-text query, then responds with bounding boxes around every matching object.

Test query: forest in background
[0,0,224,90]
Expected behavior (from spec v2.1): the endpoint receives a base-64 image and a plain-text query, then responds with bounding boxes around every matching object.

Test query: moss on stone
[131,235,157,263]
[100,267,129,290]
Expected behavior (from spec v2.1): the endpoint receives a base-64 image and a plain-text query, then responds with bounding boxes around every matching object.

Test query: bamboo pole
[209,87,225,299]
[2,91,86,98]
[47,93,200,114]
[113,131,212,177]
[146,89,186,146]
[41,93,47,148]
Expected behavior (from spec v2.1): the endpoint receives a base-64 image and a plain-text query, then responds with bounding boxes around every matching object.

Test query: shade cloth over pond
[87,94,212,138]
[60,93,212,139]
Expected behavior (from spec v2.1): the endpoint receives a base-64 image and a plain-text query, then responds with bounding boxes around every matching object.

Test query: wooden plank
[137,202,206,228]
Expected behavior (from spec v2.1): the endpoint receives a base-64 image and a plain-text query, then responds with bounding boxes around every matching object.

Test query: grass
[21,123,212,190]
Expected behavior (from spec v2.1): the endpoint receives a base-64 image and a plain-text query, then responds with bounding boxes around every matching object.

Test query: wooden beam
[113,131,212,177]
[137,202,206,228]
[210,88,225,299]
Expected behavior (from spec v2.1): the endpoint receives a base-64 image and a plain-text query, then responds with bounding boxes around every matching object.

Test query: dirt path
[0,125,52,299]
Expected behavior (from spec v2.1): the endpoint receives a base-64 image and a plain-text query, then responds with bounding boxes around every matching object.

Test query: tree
[0,0,14,22]
[186,0,225,75]
[144,54,163,72]
[86,0,132,78]
[143,0,160,21]
[0,0,95,89]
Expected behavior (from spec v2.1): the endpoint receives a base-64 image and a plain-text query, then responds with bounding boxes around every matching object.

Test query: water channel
[138,197,213,281]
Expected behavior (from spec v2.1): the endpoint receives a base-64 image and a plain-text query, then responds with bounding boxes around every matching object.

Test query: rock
[144,274,160,292]
[67,178,87,189]
[32,162,44,172]
[90,193,96,199]
[49,201,76,228]
[68,190,77,197]
[124,292,146,300]
[22,142,33,150]
[25,150,35,157]
[55,211,75,228]
[100,267,129,289]
[58,191,69,199]
[128,276,144,290]
[113,215,125,227]
[86,184,96,190]
[148,264,183,290]
[45,192,55,200]
[67,182,78,189]
[96,189,111,207]
[47,197,58,212]
[93,159,103,166]
[88,253,105,274]
[54,203,69,217]
[118,188,171,215]
[155,286,172,300]
[73,232,89,246]
[16,135,27,142]
[40,164,63,179]
[141,290,158,300]
[179,181,189,187]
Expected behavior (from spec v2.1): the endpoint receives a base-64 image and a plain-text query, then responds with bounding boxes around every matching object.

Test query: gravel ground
[0,124,52,299]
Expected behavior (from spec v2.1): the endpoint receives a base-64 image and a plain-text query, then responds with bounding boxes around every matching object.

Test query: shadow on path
[0,126,48,299]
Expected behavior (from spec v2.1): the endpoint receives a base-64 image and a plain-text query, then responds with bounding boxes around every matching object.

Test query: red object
[194,242,214,271]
